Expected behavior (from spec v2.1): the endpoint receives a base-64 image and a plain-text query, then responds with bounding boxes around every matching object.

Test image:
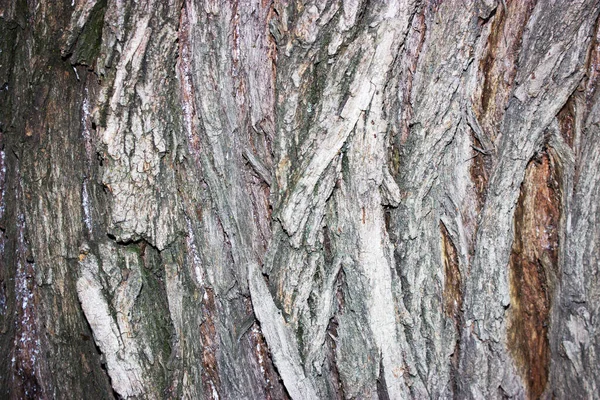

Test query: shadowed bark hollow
[1,0,600,399]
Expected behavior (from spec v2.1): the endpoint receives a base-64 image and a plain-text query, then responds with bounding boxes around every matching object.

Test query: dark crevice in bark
[10,162,43,399]
[247,319,292,400]
[323,267,347,399]
[79,72,103,239]
[80,302,117,400]
[0,131,7,322]
[469,134,491,219]
[507,149,561,399]
[556,98,576,149]
[584,12,600,110]
[440,221,463,400]
[477,5,497,26]
[376,358,390,400]
[97,357,121,400]
[61,0,107,68]
[440,221,464,399]
[335,268,346,313]
[176,2,201,163]
[572,14,600,191]
[324,315,345,400]
[0,152,16,400]
[395,248,413,320]
[398,8,426,145]
[322,224,333,265]
[474,0,537,143]
[440,222,462,323]
[478,4,504,120]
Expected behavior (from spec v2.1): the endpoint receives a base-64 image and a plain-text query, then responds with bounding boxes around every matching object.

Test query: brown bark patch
[440,223,462,323]
[474,0,537,142]
[507,151,561,399]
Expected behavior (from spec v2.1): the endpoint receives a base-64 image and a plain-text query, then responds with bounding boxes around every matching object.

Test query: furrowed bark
[1,0,600,399]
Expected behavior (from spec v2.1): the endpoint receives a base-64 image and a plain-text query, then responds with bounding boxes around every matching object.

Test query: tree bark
[1,0,599,399]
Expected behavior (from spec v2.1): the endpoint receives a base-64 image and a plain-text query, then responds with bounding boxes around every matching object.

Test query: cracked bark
[1,0,600,399]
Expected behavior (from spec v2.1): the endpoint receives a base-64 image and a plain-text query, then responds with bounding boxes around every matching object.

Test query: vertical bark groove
[508,150,561,399]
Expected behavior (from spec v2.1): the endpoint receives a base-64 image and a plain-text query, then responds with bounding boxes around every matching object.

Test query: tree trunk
[1,0,599,398]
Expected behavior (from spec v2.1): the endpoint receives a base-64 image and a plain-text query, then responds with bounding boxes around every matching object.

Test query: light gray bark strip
[248,262,319,400]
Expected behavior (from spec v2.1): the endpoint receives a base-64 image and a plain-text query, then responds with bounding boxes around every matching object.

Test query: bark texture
[1,0,600,399]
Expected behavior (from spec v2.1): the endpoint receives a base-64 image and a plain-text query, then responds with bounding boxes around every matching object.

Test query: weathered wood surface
[1,0,600,398]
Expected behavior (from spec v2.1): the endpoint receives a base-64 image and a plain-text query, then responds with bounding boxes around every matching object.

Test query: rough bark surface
[1,0,600,399]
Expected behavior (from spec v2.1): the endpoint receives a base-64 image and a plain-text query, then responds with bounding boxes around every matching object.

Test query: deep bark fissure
[508,149,561,399]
